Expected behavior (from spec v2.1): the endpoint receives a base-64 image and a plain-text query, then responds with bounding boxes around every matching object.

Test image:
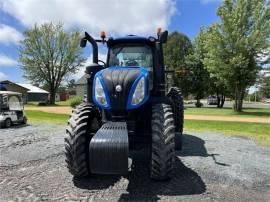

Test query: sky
[0,0,221,83]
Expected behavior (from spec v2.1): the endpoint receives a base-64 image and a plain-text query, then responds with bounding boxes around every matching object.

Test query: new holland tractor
[65,29,184,180]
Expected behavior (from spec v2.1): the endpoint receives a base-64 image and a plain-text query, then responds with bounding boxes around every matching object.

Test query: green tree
[259,75,270,98]
[19,23,85,104]
[164,31,192,96]
[67,79,76,89]
[203,0,270,111]
[185,29,210,107]
[208,76,229,108]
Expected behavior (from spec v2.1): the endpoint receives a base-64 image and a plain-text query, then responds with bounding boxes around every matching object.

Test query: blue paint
[108,66,140,70]
[92,66,150,110]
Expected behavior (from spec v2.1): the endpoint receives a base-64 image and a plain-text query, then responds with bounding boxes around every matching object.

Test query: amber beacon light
[100,31,106,39]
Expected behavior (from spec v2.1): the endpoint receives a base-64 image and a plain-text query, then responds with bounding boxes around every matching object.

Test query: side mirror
[80,38,87,48]
[159,31,168,43]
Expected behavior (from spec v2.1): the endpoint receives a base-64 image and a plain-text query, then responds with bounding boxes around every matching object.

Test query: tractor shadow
[118,155,206,201]
[178,134,230,167]
[74,134,214,201]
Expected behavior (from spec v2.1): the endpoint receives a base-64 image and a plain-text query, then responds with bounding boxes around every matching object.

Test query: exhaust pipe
[80,32,98,64]
[80,32,103,103]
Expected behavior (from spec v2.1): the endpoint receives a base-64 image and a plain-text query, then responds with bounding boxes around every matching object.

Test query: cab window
[108,45,153,71]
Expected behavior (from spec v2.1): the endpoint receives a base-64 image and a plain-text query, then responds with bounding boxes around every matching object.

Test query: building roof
[0,80,29,91]
[17,83,49,94]
[76,74,88,85]
[0,91,22,95]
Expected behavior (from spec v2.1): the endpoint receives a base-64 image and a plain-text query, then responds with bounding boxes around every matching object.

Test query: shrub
[195,101,203,108]
[38,101,47,106]
[69,96,83,108]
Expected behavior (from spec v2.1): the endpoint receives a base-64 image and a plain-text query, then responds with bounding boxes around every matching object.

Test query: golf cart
[0,91,27,128]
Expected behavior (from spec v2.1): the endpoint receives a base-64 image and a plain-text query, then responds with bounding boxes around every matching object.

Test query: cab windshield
[108,45,153,71]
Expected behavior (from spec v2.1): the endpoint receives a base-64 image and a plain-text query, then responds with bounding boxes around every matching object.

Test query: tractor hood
[93,66,149,110]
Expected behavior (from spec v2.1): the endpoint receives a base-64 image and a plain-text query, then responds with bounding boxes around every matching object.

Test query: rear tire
[151,103,175,180]
[167,87,184,150]
[64,103,101,177]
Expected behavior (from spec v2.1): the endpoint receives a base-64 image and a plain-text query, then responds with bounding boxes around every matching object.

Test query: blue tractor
[65,29,184,180]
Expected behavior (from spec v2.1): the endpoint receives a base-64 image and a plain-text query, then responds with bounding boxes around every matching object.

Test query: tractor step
[89,122,129,174]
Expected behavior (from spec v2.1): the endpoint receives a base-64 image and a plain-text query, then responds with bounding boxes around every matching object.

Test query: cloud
[0,72,8,81]
[0,54,18,66]
[200,0,222,4]
[257,48,270,64]
[1,0,176,36]
[0,24,23,45]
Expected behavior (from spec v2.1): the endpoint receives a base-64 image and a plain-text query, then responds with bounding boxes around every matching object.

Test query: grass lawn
[25,102,40,106]
[25,110,69,124]
[185,107,270,117]
[26,101,70,107]
[184,119,270,147]
[24,109,270,147]
[55,100,71,106]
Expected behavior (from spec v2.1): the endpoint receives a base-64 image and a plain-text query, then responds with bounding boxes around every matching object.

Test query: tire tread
[64,103,101,177]
[151,103,176,180]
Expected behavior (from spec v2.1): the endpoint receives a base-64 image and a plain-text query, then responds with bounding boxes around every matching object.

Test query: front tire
[5,118,12,128]
[64,103,101,177]
[151,103,175,180]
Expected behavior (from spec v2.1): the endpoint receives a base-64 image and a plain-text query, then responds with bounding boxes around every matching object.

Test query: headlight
[127,68,149,110]
[94,77,109,107]
[131,77,145,106]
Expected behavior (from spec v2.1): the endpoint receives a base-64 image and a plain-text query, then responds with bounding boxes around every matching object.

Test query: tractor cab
[82,31,168,113]
[65,29,184,180]
[0,91,27,128]
[106,37,155,91]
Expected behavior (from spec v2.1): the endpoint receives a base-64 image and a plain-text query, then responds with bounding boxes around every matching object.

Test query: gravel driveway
[0,124,269,201]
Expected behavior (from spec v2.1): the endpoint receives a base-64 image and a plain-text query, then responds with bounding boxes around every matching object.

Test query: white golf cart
[0,91,27,128]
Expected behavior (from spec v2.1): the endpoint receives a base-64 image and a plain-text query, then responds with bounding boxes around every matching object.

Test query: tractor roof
[107,35,156,47]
